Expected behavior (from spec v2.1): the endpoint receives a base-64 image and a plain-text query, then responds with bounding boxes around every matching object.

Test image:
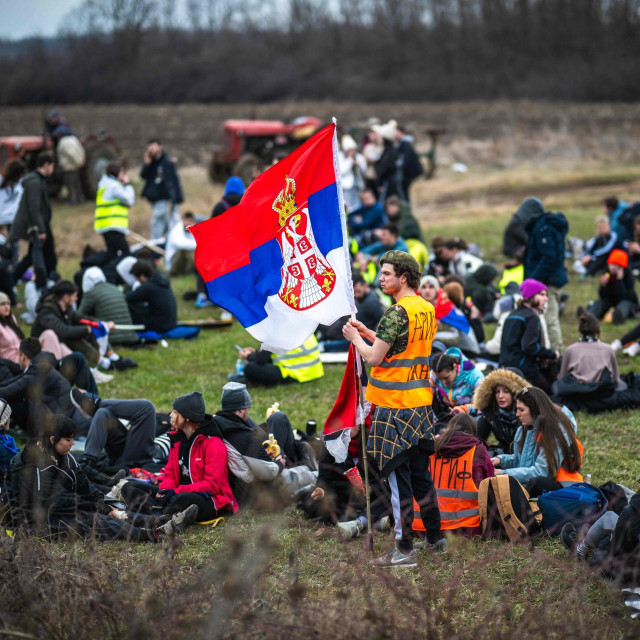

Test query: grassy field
[2,155,640,639]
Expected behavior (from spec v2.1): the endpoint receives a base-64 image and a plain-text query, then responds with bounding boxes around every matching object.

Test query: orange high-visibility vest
[556,438,584,483]
[413,446,480,531]
[366,295,436,409]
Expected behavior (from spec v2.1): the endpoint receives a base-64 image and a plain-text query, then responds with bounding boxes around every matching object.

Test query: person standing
[140,139,183,240]
[94,163,134,260]
[343,250,444,568]
[9,152,57,291]
[522,200,568,352]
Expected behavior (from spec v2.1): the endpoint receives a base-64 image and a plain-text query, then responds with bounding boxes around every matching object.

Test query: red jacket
[159,431,238,514]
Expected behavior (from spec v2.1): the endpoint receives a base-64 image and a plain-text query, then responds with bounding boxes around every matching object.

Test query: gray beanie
[221,382,252,411]
[173,391,205,423]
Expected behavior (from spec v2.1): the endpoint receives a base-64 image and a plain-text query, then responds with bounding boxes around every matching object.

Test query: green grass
[5,164,640,638]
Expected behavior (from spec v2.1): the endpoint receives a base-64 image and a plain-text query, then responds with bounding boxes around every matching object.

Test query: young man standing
[343,250,444,567]
[9,152,57,290]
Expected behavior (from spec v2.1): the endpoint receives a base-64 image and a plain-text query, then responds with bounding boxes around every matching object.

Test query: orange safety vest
[556,438,584,483]
[366,295,437,409]
[413,446,480,531]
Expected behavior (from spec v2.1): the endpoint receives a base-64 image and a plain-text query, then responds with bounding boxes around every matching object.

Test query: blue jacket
[361,238,408,256]
[347,203,386,235]
[434,346,484,415]
[523,212,569,288]
[610,201,630,241]
[498,408,577,483]
[140,152,184,204]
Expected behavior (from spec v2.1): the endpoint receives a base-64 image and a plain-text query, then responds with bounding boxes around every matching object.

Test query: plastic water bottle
[235,358,245,376]
[585,473,592,484]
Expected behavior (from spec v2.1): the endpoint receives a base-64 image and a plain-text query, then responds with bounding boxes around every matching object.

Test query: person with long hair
[413,413,494,538]
[491,386,584,496]
[11,415,197,541]
[473,368,530,454]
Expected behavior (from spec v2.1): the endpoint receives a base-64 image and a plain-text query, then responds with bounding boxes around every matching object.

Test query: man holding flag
[343,250,444,567]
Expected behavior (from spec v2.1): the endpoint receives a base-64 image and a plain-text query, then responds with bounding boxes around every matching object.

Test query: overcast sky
[0,0,83,40]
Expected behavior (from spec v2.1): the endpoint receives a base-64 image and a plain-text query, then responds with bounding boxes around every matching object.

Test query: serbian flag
[191,122,355,353]
[79,319,109,356]
[323,344,370,463]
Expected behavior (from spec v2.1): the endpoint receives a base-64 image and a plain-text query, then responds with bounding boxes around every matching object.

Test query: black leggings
[121,480,220,522]
[102,230,130,261]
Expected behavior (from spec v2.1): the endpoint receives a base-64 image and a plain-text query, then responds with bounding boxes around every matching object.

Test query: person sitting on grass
[347,187,387,245]
[491,386,583,497]
[10,415,197,541]
[554,313,624,404]
[432,347,484,426]
[585,249,637,325]
[413,414,494,538]
[125,259,177,335]
[499,279,559,394]
[574,215,622,278]
[121,392,238,524]
[473,367,530,455]
[359,223,409,258]
[300,424,391,538]
[31,279,137,372]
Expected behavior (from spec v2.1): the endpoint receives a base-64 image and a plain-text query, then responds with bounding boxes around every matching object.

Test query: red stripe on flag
[191,123,337,282]
[323,343,358,438]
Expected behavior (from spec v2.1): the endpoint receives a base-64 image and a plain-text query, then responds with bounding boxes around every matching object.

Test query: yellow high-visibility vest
[94,186,129,233]
[272,335,324,383]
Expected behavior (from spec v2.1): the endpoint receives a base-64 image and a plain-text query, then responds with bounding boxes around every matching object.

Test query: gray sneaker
[376,516,391,532]
[337,519,364,539]
[157,504,199,536]
[370,547,417,568]
[414,537,447,552]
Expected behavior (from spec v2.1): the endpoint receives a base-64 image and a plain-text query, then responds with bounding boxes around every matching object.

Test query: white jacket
[0,181,23,225]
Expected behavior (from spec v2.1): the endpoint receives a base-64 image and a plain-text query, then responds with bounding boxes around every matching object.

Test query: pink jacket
[0,317,22,362]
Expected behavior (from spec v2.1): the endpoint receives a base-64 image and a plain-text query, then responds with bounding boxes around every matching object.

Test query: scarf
[579,335,598,343]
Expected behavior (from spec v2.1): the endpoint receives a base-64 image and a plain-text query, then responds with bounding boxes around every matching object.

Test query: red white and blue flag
[191,123,355,353]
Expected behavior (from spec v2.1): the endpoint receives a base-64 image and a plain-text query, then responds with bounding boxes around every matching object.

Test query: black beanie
[173,391,205,423]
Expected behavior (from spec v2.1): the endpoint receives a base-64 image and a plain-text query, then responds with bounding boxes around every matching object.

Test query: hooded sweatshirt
[211,177,245,218]
[125,271,177,334]
[434,347,484,414]
[502,197,544,260]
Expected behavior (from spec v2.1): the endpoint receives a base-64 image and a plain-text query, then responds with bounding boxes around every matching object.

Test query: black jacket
[211,192,243,218]
[140,152,183,204]
[598,269,638,304]
[499,307,556,376]
[9,171,52,242]
[125,271,177,334]
[31,294,92,342]
[11,439,105,530]
[0,352,74,433]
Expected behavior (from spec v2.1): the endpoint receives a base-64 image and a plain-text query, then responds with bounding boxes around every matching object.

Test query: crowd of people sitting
[0,123,638,618]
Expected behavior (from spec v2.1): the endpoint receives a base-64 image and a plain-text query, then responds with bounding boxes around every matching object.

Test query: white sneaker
[623,342,640,357]
[610,339,623,352]
[91,368,114,384]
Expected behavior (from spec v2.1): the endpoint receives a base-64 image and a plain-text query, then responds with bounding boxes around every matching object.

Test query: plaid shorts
[367,405,434,473]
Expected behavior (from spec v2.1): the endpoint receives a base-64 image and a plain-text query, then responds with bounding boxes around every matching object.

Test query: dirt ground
[1,101,640,170]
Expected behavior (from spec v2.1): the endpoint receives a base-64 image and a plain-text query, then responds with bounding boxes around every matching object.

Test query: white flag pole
[331,116,357,320]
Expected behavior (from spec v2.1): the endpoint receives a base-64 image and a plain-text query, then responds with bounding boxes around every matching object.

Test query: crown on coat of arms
[272,175,298,227]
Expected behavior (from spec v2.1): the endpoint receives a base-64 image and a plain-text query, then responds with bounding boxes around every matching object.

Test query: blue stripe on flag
[205,181,343,328]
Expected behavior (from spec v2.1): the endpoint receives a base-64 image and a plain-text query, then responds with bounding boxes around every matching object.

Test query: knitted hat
[519,278,547,300]
[420,275,439,292]
[173,391,205,423]
[0,291,9,305]
[607,249,629,269]
[221,381,252,411]
[0,398,11,427]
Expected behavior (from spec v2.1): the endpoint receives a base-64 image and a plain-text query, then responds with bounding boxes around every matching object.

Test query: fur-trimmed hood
[473,368,529,411]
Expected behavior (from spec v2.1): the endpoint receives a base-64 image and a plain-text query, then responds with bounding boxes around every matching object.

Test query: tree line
[1,0,639,105]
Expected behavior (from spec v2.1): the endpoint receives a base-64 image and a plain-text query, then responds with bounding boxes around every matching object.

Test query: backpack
[478,475,543,542]
[537,482,608,535]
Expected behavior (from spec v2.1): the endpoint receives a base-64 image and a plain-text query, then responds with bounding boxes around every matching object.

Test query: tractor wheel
[233,154,262,186]
[81,141,119,198]
[208,157,229,183]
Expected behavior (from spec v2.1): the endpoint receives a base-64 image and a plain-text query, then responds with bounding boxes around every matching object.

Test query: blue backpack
[537,482,608,535]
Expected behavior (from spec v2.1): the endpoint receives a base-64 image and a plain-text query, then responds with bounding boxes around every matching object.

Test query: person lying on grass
[10,415,196,541]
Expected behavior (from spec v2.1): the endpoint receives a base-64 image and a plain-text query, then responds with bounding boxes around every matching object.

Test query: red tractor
[0,132,119,198]
[209,116,324,186]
